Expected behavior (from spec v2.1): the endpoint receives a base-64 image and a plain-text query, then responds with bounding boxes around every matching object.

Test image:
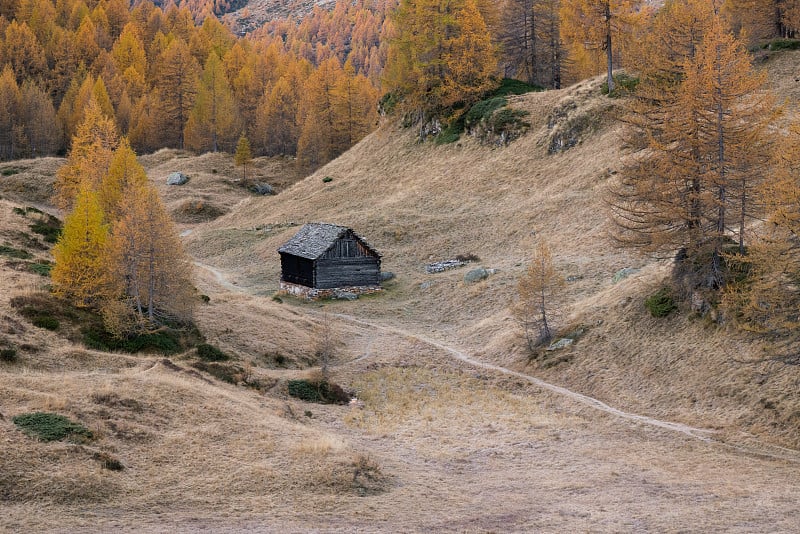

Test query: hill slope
[187,51,800,450]
[1,51,800,532]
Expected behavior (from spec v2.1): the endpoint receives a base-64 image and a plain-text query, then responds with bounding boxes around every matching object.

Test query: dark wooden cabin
[278,223,381,291]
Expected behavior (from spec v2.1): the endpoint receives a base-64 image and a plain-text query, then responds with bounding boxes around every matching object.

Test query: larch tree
[184,50,241,153]
[255,75,300,156]
[332,59,378,149]
[559,0,643,91]
[384,0,498,124]
[103,181,195,335]
[20,80,62,157]
[500,0,564,88]
[515,240,564,350]
[611,10,776,299]
[100,137,149,221]
[0,65,21,160]
[153,37,200,150]
[51,183,110,308]
[234,132,252,180]
[54,98,120,211]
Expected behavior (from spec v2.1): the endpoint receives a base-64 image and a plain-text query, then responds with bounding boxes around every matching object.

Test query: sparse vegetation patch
[645,287,677,318]
[12,412,93,442]
[288,379,350,405]
[0,244,32,259]
[196,343,230,362]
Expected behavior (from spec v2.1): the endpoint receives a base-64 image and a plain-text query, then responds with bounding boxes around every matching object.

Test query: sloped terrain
[1,51,800,531]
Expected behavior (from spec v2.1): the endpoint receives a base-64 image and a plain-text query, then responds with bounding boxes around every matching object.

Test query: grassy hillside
[1,51,800,531]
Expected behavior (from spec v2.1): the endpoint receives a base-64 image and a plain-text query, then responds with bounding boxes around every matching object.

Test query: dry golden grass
[1,52,800,531]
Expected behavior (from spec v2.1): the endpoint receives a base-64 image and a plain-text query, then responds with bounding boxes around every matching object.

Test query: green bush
[32,315,59,330]
[12,412,93,442]
[493,78,543,97]
[1,167,21,176]
[29,215,62,243]
[601,73,640,97]
[0,348,17,362]
[766,38,800,51]
[322,176,333,183]
[196,343,229,362]
[82,325,183,354]
[464,96,508,128]
[645,287,677,318]
[28,261,52,277]
[0,245,32,259]
[288,379,350,405]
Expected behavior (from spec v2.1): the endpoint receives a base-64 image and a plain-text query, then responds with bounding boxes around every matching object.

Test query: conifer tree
[384,0,498,122]
[104,182,195,333]
[154,37,200,150]
[611,10,776,297]
[51,183,110,308]
[184,51,240,153]
[234,132,252,180]
[515,240,563,349]
[101,137,148,221]
[54,98,119,210]
[559,0,643,91]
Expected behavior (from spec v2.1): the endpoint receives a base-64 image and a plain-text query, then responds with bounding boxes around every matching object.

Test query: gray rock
[167,172,189,185]
[612,267,640,283]
[426,259,467,274]
[333,290,358,301]
[464,268,490,283]
[251,183,274,195]
[547,338,574,351]
[420,281,434,290]
[380,271,395,282]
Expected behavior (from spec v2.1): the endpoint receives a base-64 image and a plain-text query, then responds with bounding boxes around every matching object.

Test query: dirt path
[192,260,800,463]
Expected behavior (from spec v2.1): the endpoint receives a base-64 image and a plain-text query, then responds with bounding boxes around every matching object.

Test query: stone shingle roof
[277,223,379,260]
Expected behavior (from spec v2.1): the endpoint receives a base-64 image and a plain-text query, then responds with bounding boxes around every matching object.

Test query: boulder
[547,338,574,351]
[464,267,490,283]
[333,290,358,301]
[167,172,189,186]
[612,267,640,283]
[251,183,274,195]
[380,271,396,282]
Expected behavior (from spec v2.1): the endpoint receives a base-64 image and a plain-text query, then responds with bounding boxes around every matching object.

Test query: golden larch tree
[611,11,776,298]
[103,182,195,334]
[515,240,564,349]
[184,51,241,153]
[54,98,120,211]
[51,184,110,308]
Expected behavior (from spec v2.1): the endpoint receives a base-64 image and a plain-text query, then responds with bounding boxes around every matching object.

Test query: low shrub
[192,361,240,383]
[601,73,640,97]
[0,245,32,259]
[28,261,52,277]
[322,176,333,183]
[1,167,21,176]
[82,325,183,354]
[29,215,62,243]
[32,315,59,330]
[0,348,17,362]
[12,412,93,442]
[288,379,350,405]
[765,38,800,51]
[493,78,543,97]
[93,451,124,471]
[196,343,229,362]
[464,96,508,128]
[645,287,677,318]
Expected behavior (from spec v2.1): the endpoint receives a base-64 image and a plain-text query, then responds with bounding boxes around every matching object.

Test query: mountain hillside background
[1,47,799,532]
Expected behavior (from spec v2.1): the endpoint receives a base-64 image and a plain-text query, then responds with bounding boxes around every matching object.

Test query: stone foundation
[279,281,382,300]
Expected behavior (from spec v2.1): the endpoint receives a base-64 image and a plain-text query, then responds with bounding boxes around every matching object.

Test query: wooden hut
[278,223,382,298]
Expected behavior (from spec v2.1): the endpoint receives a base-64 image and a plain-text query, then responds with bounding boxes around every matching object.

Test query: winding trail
[192,260,800,462]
